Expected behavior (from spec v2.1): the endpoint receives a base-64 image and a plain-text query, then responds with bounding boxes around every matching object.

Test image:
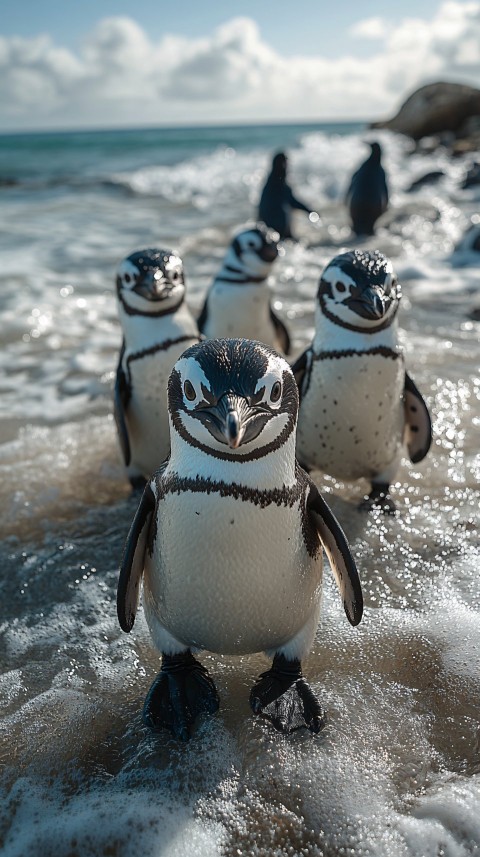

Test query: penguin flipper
[290,348,310,399]
[403,373,432,463]
[114,347,131,466]
[117,483,155,632]
[306,482,363,626]
[197,297,208,334]
[269,307,291,356]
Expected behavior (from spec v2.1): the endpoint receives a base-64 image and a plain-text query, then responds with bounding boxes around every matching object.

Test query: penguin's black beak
[133,270,172,301]
[196,393,270,449]
[345,286,387,320]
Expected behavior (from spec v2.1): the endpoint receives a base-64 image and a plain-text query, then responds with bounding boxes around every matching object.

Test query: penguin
[346,142,389,236]
[258,151,312,240]
[292,250,432,514]
[114,248,200,488]
[117,339,363,740]
[197,225,291,355]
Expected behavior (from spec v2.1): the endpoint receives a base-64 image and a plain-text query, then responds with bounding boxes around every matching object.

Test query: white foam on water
[2,777,225,857]
[0,417,128,540]
[1,126,480,855]
[111,145,266,211]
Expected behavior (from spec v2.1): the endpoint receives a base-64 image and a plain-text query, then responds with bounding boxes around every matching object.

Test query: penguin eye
[124,273,131,284]
[184,380,196,401]
[171,270,181,283]
[335,281,346,293]
[270,381,282,403]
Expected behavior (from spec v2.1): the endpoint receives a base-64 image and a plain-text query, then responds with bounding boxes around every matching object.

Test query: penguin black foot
[358,483,396,515]
[249,654,325,735]
[129,475,147,492]
[143,651,219,742]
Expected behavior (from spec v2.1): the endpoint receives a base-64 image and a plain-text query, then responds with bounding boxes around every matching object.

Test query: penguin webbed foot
[250,654,325,734]
[143,651,219,742]
[358,483,396,515]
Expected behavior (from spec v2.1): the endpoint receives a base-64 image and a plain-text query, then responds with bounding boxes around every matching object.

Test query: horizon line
[0,117,369,137]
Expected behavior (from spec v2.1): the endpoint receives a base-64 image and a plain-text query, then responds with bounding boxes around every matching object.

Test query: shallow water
[1,123,479,856]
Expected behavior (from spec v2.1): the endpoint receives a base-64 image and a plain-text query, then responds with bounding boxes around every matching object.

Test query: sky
[1,0,480,131]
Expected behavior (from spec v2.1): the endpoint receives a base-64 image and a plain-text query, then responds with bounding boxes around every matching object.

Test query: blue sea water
[0,121,364,182]
[0,121,480,857]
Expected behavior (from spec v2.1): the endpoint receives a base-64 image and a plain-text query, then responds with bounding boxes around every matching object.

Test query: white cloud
[0,2,479,129]
[162,18,275,101]
[0,34,84,115]
[349,17,389,40]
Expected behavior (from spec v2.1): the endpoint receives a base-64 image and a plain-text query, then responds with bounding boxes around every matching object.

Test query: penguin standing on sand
[114,248,200,488]
[346,142,388,236]
[198,225,291,355]
[117,339,362,740]
[293,250,432,513]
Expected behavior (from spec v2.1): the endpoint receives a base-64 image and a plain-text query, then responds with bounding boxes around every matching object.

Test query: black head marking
[233,226,279,259]
[219,226,279,284]
[179,339,270,397]
[116,247,185,317]
[168,339,298,462]
[317,250,401,333]
[319,249,396,294]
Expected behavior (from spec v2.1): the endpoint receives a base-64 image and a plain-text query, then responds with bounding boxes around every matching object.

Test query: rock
[371,82,480,142]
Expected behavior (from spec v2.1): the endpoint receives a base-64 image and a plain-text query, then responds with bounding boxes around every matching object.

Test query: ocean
[0,121,479,856]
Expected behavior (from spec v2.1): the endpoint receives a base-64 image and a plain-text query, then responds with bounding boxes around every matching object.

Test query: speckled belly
[296,353,405,480]
[143,491,322,655]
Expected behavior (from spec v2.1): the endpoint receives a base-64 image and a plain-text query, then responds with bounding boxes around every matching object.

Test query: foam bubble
[1,125,480,856]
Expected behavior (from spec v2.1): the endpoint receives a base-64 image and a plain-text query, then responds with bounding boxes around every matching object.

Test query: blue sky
[1,1,479,130]
[2,0,446,57]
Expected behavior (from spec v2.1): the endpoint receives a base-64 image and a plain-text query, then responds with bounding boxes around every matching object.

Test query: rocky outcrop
[370,82,480,152]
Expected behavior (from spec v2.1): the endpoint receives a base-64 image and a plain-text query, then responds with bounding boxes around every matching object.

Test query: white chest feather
[120,306,199,477]
[143,485,322,655]
[297,351,405,480]
[203,280,279,348]
[125,340,197,476]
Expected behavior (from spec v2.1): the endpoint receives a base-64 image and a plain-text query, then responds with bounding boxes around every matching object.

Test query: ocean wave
[2,123,480,857]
